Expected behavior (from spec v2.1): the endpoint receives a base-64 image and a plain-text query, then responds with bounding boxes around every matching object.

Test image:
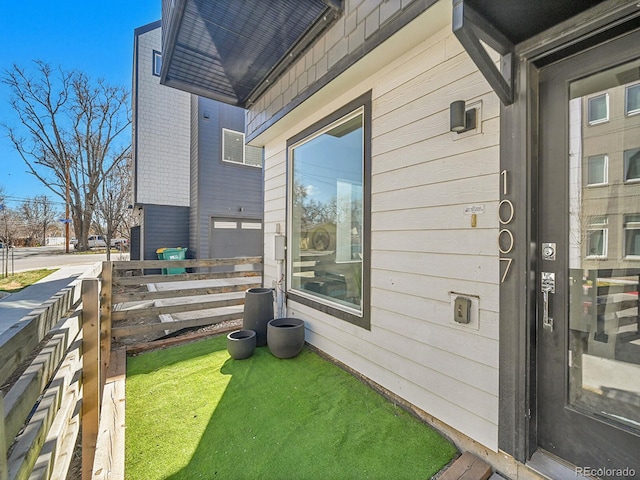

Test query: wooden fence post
[81,278,100,480]
[100,261,112,389]
[0,394,7,480]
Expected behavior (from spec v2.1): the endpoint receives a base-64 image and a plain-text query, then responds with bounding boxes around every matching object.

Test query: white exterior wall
[261,20,501,449]
[135,27,191,206]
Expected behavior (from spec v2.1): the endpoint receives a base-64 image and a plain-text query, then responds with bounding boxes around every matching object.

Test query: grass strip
[0,269,56,293]
[126,335,457,480]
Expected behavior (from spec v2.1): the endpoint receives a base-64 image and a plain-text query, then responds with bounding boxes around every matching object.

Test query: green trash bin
[156,247,188,274]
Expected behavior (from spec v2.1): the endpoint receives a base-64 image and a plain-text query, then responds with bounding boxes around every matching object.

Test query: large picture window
[287,93,371,328]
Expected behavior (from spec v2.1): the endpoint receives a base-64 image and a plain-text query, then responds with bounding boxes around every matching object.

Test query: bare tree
[20,195,59,246]
[94,154,132,260]
[2,61,131,251]
[0,187,19,276]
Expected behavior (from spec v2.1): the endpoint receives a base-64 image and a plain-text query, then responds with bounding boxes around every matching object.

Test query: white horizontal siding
[373,202,498,231]
[260,20,500,450]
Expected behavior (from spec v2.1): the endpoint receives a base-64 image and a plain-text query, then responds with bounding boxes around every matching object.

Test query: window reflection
[568,61,640,432]
[289,111,364,313]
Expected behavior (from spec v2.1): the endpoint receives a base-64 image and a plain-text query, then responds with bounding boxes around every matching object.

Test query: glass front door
[567,62,640,433]
[538,30,640,477]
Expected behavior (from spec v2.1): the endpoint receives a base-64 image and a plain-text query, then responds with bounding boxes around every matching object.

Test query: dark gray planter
[227,330,256,360]
[267,318,305,359]
[243,287,274,347]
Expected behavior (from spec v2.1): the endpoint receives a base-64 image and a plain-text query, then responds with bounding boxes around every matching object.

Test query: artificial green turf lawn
[126,335,457,480]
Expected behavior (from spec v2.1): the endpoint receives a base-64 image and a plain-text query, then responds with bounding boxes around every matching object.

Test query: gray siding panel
[192,97,264,259]
[189,94,200,257]
[143,204,190,261]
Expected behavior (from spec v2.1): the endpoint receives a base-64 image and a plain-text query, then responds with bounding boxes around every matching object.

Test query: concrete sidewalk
[0,264,100,336]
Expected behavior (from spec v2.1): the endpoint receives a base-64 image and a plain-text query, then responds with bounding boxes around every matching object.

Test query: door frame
[498,2,640,464]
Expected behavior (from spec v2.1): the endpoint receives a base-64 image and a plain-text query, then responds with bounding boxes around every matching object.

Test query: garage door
[210,217,262,268]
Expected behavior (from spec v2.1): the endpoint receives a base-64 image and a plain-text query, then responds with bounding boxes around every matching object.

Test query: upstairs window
[587,93,608,125]
[586,216,608,259]
[585,154,608,186]
[624,214,640,258]
[624,148,640,182]
[626,83,640,116]
[222,129,262,167]
[153,50,162,77]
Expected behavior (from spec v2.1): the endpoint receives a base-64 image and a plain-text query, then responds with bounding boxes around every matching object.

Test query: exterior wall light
[450,100,477,133]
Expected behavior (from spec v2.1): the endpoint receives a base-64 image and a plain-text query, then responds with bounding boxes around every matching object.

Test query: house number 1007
[499,170,513,283]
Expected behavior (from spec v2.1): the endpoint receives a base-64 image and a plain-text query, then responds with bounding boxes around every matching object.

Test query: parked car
[110,238,129,249]
[87,235,107,248]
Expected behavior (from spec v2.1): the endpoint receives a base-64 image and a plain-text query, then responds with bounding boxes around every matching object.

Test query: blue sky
[0,0,161,209]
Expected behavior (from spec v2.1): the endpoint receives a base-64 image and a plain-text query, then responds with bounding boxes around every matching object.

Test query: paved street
[0,245,129,273]
[0,246,128,334]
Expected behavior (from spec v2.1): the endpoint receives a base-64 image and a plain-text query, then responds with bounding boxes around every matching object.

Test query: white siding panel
[372,287,498,343]
[374,70,500,137]
[371,29,449,98]
[373,174,497,212]
[373,125,499,175]
[260,23,501,451]
[373,203,498,232]
[371,270,498,313]
[372,251,499,283]
[375,147,499,192]
[372,229,497,256]
[372,322,499,396]
[374,146,498,194]
[374,54,477,118]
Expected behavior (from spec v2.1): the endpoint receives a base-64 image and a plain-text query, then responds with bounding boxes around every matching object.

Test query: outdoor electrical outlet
[454,296,472,324]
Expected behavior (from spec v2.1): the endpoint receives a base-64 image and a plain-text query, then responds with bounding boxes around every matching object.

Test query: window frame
[152,50,162,77]
[587,93,609,125]
[623,214,640,259]
[285,91,372,329]
[623,148,640,183]
[585,216,608,259]
[221,128,262,168]
[625,82,640,116]
[585,154,608,186]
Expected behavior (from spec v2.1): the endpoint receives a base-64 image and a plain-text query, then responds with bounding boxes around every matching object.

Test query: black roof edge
[159,0,187,86]
[246,6,342,107]
[134,19,162,38]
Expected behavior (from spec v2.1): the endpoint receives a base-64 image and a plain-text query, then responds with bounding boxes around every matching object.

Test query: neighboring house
[131,21,263,261]
[159,1,640,478]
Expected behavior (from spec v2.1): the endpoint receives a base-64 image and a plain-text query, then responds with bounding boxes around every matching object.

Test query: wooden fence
[0,262,102,480]
[0,257,262,480]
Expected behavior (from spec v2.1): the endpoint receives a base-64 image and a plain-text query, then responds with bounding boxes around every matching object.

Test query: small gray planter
[267,318,305,359]
[243,288,274,347]
[227,330,257,360]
